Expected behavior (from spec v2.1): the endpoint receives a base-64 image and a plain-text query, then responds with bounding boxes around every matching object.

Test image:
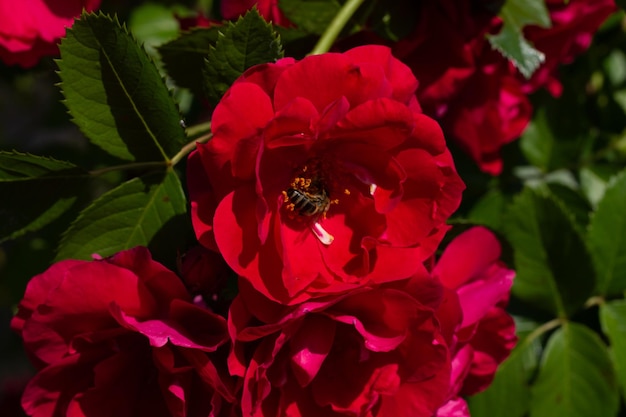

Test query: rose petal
[433,226,502,289]
[344,45,419,103]
[289,315,335,387]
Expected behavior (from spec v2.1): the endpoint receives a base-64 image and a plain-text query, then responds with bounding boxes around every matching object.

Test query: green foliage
[278,0,342,34]
[368,0,418,42]
[520,108,563,172]
[203,9,284,105]
[128,3,187,57]
[55,170,188,267]
[487,0,550,79]
[467,189,507,231]
[468,329,540,417]
[159,27,221,93]
[588,170,626,296]
[600,301,626,403]
[57,12,187,162]
[503,188,595,317]
[520,95,591,173]
[543,183,592,228]
[580,165,621,209]
[529,322,619,417]
[0,152,90,243]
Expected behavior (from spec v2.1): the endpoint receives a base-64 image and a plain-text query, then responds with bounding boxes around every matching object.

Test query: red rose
[228,277,451,417]
[0,0,101,68]
[440,54,532,176]
[220,0,292,27]
[11,247,235,417]
[431,227,517,415]
[392,2,531,175]
[392,0,615,175]
[188,45,465,305]
[392,0,496,115]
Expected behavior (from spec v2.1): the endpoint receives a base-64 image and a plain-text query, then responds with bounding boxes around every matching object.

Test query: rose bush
[432,227,517,416]
[0,0,101,68]
[11,247,235,417]
[392,0,615,175]
[227,276,451,417]
[188,44,465,305]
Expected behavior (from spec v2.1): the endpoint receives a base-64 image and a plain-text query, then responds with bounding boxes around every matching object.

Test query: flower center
[281,161,339,245]
[283,178,330,217]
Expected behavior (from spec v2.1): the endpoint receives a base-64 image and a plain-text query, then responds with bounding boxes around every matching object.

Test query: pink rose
[0,0,101,68]
[432,227,517,415]
[187,45,464,305]
[11,247,235,417]
[228,275,451,417]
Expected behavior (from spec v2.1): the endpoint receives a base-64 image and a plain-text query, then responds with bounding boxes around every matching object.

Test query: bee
[285,187,330,217]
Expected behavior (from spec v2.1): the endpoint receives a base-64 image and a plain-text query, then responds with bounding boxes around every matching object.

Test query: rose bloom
[431,227,517,416]
[11,247,235,417]
[391,1,529,175]
[220,0,291,27]
[188,45,465,305]
[0,0,100,68]
[391,0,615,175]
[228,275,451,417]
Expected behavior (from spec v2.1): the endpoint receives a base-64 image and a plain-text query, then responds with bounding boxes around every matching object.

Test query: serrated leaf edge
[54,169,179,261]
[587,169,626,295]
[57,11,185,162]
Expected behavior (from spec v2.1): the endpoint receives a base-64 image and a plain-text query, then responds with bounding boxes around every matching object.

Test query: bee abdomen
[286,188,329,216]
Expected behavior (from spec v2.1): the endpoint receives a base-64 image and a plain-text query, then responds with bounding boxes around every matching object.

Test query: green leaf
[128,3,185,57]
[467,189,507,231]
[600,301,626,402]
[544,183,591,229]
[520,101,589,173]
[278,0,342,35]
[159,27,221,93]
[529,322,619,417]
[503,188,595,317]
[0,152,90,243]
[580,165,619,209]
[520,108,557,171]
[203,9,284,105]
[603,49,626,87]
[487,0,550,79]
[588,171,626,296]
[468,331,540,417]
[57,12,187,162]
[600,300,626,398]
[55,170,188,267]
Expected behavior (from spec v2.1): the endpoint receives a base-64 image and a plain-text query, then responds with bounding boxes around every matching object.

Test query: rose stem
[308,0,366,56]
